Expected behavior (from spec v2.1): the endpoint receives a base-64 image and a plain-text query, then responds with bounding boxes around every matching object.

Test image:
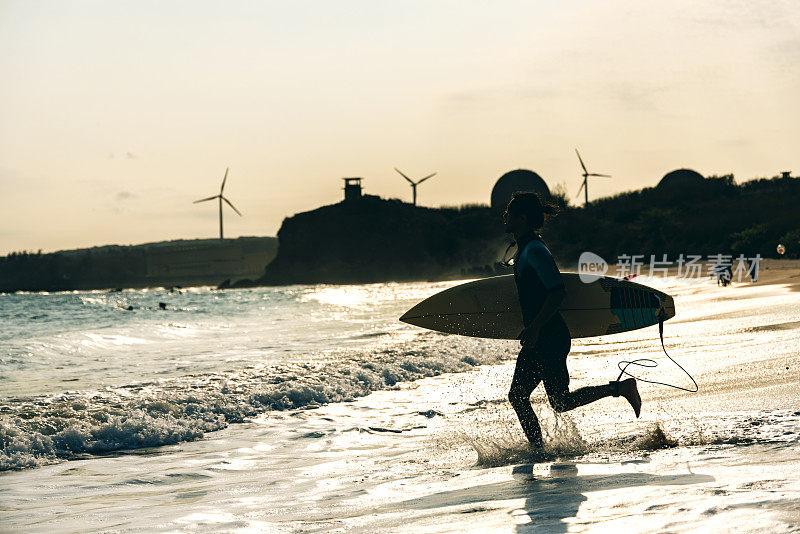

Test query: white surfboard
[400,273,675,339]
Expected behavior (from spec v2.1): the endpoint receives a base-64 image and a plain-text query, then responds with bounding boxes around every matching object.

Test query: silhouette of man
[503,192,641,449]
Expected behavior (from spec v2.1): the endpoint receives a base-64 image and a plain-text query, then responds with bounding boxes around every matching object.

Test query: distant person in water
[503,192,641,449]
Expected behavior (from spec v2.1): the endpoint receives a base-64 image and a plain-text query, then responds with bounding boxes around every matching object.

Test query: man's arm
[531,285,566,328]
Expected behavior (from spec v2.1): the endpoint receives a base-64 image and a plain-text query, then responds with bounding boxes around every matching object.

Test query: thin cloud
[601,81,670,113]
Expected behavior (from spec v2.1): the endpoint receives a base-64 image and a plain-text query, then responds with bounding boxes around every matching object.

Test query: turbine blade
[576,180,585,198]
[394,167,415,185]
[222,196,243,216]
[575,148,588,173]
[220,167,229,193]
[193,195,218,203]
[589,173,612,178]
[416,172,436,185]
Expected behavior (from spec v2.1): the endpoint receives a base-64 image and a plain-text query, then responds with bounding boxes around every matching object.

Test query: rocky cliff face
[258,196,509,285]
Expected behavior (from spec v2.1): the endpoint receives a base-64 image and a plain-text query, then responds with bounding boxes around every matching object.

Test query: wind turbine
[575,149,611,207]
[193,167,242,239]
[394,168,436,206]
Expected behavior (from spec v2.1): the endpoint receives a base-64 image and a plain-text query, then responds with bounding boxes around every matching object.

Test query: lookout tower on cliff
[342,177,363,201]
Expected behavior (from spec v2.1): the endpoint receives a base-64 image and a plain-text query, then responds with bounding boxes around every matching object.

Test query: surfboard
[399,273,675,339]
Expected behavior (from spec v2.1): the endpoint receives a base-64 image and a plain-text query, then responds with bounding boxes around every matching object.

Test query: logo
[578,251,608,283]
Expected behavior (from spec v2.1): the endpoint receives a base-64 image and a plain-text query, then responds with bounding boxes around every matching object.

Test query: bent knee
[548,394,570,413]
[507,389,520,405]
[508,388,529,406]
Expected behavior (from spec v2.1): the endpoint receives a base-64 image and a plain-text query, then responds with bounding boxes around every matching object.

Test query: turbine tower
[394,168,436,206]
[193,167,242,239]
[575,149,611,207]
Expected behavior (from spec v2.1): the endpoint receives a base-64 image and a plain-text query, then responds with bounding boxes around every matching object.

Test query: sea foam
[1,332,512,470]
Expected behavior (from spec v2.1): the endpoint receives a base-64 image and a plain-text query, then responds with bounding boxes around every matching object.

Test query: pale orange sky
[1,0,798,254]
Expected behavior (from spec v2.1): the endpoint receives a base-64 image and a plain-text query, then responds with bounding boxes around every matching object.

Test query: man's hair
[506,191,558,229]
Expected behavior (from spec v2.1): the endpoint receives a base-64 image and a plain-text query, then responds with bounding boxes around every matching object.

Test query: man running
[504,192,641,449]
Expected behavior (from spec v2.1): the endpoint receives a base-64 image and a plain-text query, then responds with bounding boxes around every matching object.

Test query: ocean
[1,277,799,532]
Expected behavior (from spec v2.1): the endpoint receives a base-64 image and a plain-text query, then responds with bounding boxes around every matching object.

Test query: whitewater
[1,276,799,532]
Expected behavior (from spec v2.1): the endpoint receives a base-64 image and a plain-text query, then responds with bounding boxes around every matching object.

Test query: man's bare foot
[618,378,641,417]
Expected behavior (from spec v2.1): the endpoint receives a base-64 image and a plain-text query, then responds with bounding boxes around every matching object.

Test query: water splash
[468,408,589,467]
[632,423,678,450]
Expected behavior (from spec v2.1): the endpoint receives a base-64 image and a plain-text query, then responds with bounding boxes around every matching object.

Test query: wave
[0,332,513,471]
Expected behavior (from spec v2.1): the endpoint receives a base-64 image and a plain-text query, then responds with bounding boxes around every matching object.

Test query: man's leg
[543,351,642,417]
[508,348,545,447]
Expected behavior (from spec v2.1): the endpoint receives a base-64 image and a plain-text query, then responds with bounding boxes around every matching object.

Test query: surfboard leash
[614,312,699,393]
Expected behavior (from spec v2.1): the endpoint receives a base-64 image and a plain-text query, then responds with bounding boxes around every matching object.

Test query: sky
[1,0,798,254]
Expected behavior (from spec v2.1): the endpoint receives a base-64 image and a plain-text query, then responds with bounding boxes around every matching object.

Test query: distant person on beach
[712,261,732,286]
[503,192,641,450]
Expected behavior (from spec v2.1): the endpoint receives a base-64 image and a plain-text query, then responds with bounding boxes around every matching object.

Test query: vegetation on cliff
[545,174,800,264]
[259,174,800,285]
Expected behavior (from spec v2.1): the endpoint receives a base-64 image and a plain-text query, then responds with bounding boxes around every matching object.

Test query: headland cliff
[257,174,799,286]
[257,195,511,285]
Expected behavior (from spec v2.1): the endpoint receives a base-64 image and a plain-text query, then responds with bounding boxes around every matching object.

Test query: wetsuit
[508,236,610,445]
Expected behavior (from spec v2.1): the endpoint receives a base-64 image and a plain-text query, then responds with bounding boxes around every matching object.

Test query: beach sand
[751,259,800,291]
